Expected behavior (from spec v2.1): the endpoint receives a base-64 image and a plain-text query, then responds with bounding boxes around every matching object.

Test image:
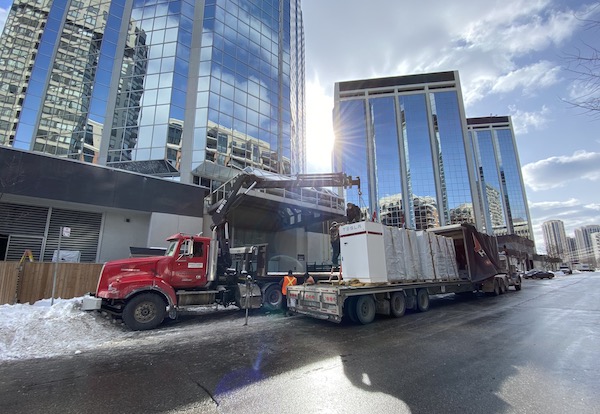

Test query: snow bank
[0,297,119,361]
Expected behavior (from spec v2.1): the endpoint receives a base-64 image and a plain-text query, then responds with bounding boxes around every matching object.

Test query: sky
[0,1,598,252]
[302,0,600,253]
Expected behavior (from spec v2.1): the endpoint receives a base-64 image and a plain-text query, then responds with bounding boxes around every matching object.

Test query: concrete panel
[307,231,330,266]
[99,211,151,262]
[147,212,203,248]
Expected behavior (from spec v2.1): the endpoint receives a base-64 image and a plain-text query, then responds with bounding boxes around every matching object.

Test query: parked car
[524,269,555,279]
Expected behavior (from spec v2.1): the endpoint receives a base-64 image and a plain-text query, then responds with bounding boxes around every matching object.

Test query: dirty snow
[0,297,248,362]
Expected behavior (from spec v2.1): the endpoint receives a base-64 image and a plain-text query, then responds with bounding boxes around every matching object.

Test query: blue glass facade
[0,0,305,184]
[468,116,533,240]
[333,71,480,231]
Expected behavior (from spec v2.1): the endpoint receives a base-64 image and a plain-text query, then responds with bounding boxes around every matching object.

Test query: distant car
[524,269,555,279]
[558,266,572,274]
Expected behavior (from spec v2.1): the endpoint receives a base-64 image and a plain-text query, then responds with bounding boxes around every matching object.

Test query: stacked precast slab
[339,222,460,284]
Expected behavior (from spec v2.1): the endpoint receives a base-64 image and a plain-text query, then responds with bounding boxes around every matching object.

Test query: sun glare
[306,79,335,173]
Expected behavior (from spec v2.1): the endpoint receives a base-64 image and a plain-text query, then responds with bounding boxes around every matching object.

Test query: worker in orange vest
[282,270,297,316]
[281,270,297,295]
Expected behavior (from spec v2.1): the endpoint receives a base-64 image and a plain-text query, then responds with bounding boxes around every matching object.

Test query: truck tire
[262,284,283,311]
[416,289,429,312]
[499,279,507,294]
[122,293,166,331]
[390,292,406,318]
[354,295,376,325]
[492,279,500,296]
[515,277,522,291]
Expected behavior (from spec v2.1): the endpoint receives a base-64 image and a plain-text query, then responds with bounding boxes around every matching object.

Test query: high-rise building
[566,236,578,263]
[574,225,600,264]
[591,233,600,267]
[333,71,481,230]
[542,220,569,259]
[0,0,306,187]
[467,116,533,241]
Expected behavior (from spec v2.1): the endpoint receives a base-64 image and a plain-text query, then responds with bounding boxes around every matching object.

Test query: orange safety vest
[281,275,297,295]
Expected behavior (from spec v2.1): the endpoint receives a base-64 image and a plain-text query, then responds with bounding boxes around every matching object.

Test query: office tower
[467,116,533,240]
[333,71,481,230]
[574,225,600,264]
[542,220,569,259]
[0,0,306,186]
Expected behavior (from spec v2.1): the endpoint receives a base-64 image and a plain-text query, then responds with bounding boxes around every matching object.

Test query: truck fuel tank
[235,282,262,309]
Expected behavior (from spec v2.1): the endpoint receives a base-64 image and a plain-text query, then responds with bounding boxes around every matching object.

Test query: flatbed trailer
[287,279,478,324]
[287,222,520,325]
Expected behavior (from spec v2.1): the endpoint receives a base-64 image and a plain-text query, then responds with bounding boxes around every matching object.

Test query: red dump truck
[286,221,521,324]
[82,168,360,330]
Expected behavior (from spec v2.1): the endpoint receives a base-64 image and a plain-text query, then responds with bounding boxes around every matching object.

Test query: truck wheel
[262,284,283,311]
[122,293,166,331]
[390,292,406,318]
[492,279,500,296]
[515,277,522,291]
[354,295,376,325]
[416,289,429,312]
[499,279,507,294]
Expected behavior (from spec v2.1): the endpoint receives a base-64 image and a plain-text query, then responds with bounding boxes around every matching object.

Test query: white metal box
[339,221,388,283]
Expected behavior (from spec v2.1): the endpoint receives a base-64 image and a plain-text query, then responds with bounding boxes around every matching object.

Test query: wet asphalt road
[1,273,599,414]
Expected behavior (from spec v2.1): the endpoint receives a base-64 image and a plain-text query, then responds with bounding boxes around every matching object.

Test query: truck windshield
[165,240,179,257]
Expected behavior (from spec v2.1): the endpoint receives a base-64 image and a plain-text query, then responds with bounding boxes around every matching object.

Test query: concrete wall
[98,211,151,262]
[147,212,203,248]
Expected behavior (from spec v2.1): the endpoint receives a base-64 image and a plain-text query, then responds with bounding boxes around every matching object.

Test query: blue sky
[302,0,600,252]
[0,0,598,252]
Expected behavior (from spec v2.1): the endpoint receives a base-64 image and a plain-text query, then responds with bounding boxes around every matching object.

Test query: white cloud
[528,198,580,209]
[491,61,561,95]
[522,150,600,191]
[304,0,590,109]
[508,105,550,134]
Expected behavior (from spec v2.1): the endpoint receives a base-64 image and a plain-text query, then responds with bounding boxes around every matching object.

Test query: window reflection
[430,92,474,225]
[334,100,369,212]
[370,97,403,226]
[399,94,439,229]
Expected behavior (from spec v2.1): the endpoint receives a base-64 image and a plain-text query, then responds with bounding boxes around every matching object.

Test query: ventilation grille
[43,208,102,263]
[0,203,49,235]
[5,235,44,261]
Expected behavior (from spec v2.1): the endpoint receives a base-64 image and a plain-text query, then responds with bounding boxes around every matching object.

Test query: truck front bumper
[81,295,103,311]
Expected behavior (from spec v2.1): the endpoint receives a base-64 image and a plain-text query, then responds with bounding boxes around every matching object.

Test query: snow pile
[0,297,118,361]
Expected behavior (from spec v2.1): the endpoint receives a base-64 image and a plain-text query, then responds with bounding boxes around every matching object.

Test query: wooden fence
[0,261,102,305]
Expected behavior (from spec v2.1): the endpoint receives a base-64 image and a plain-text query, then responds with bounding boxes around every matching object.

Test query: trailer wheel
[416,289,429,312]
[390,292,406,318]
[344,297,358,323]
[122,293,166,331]
[515,277,522,291]
[354,295,376,325]
[262,284,283,311]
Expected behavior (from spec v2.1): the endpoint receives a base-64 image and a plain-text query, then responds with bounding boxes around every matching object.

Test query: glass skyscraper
[333,71,481,231]
[468,116,533,241]
[0,0,305,186]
